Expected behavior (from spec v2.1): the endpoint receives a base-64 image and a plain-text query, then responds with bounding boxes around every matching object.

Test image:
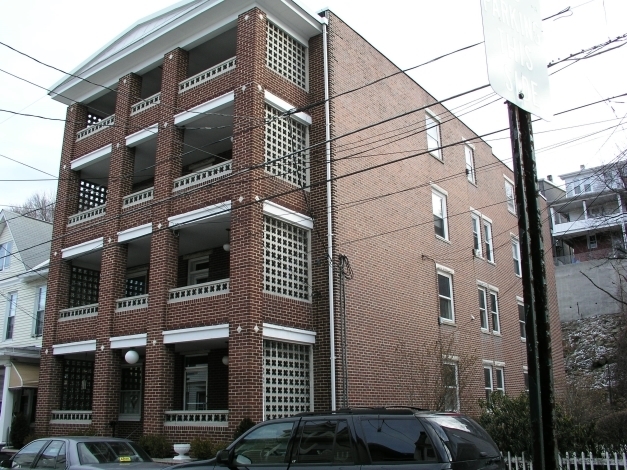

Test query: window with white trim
[5,292,16,340]
[188,256,210,285]
[472,214,482,257]
[426,113,442,160]
[518,300,526,340]
[588,234,597,249]
[505,179,516,214]
[437,270,454,322]
[266,21,307,89]
[185,355,208,411]
[432,190,448,240]
[490,291,500,333]
[264,105,309,188]
[263,340,311,419]
[484,220,494,262]
[512,238,521,276]
[263,216,310,301]
[119,365,142,420]
[495,367,505,393]
[0,242,12,271]
[34,286,46,337]
[443,362,459,411]
[483,365,493,402]
[465,145,476,184]
[478,287,488,330]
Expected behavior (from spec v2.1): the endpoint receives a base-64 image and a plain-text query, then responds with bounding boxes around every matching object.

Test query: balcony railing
[51,410,92,423]
[173,161,232,192]
[59,304,99,320]
[164,410,228,427]
[77,115,115,141]
[179,57,237,93]
[115,294,149,312]
[168,279,229,303]
[554,248,623,265]
[123,187,154,208]
[68,204,106,226]
[130,93,161,115]
[552,214,624,237]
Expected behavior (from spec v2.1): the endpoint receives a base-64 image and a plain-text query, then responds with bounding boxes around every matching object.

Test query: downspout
[322,15,336,411]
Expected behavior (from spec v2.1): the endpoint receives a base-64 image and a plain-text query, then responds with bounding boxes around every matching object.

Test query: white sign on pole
[480,0,552,120]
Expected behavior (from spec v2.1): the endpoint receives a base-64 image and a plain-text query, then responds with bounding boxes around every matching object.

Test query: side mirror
[0,460,12,468]
[216,450,230,465]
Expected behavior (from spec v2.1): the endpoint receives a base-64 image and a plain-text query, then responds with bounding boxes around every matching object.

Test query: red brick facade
[38,2,565,444]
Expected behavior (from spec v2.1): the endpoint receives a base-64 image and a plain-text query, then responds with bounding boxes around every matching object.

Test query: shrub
[233,417,255,440]
[594,410,627,452]
[9,414,31,448]
[190,437,215,460]
[138,434,172,458]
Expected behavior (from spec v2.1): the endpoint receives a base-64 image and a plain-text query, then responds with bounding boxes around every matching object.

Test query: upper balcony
[76,89,117,142]
[553,216,625,238]
[552,193,625,239]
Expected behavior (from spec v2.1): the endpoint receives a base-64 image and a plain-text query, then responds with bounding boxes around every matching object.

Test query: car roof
[294,407,434,416]
[32,437,136,442]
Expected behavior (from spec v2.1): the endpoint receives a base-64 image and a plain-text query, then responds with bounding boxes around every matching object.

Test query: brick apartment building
[38,0,565,441]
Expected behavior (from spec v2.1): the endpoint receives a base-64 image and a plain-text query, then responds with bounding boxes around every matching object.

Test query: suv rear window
[423,415,500,461]
[361,417,439,463]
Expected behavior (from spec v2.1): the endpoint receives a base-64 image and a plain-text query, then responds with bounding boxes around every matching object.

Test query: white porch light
[124,348,139,364]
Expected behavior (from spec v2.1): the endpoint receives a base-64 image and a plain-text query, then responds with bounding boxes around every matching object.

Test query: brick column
[36,104,87,435]
[227,8,268,428]
[142,48,187,434]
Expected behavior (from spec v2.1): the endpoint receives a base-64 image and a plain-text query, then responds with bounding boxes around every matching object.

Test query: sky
[0,0,625,209]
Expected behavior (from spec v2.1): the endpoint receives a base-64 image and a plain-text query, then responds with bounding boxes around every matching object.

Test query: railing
[179,57,237,93]
[553,214,623,236]
[173,160,232,191]
[51,410,92,423]
[164,410,228,427]
[67,204,106,226]
[123,187,154,208]
[505,452,627,470]
[76,115,115,141]
[115,294,149,312]
[554,247,622,266]
[59,304,99,320]
[168,279,229,303]
[130,93,161,115]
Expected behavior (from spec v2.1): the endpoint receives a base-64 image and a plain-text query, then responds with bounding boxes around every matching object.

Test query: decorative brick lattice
[125,275,147,297]
[61,359,94,411]
[266,21,307,89]
[69,266,100,308]
[264,106,309,187]
[78,180,107,212]
[86,113,103,126]
[263,216,310,300]
[263,340,311,420]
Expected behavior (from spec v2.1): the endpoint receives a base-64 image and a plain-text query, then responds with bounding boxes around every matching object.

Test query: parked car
[169,408,505,470]
[1,437,164,470]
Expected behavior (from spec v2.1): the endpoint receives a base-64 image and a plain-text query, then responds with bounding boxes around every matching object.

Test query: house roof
[49,0,324,105]
[0,210,52,273]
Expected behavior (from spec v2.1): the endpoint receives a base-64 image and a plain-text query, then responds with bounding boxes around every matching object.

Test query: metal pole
[507,102,557,470]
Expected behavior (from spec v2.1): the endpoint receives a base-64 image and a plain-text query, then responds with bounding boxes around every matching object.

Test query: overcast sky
[0,0,625,209]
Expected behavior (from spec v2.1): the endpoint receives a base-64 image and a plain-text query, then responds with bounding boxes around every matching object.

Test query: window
[13,440,49,468]
[5,292,17,340]
[362,417,437,463]
[438,271,454,322]
[465,145,476,184]
[471,214,482,257]
[512,238,521,276]
[490,292,500,333]
[518,300,526,340]
[61,359,94,410]
[34,286,46,337]
[295,420,355,464]
[0,242,12,270]
[188,256,210,285]
[505,179,516,214]
[495,368,505,393]
[125,272,147,297]
[119,366,142,420]
[483,366,493,402]
[443,362,459,411]
[588,234,597,249]
[231,421,295,465]
[34,441,66,469]
[478,287,488,330]
[426,112,442,159]
[185,355,208,410]
[432,190,448,240]
[484,220,494,262]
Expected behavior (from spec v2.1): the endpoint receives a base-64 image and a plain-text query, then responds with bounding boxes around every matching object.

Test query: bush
[594,410,627,452]
[138,434,172,458]
[9,414,31,448]
[233,417,255,440]
[190,437,215,460]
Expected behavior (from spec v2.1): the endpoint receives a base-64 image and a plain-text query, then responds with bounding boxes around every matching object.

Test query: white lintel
[263,323,316,345]
[163,324,229,344]
[126,123,159,147]
[174,91,234,126]
[263,201,313,230]
[264,91,312,126]
[118,223,152,243]
[70,144,112,171]
[110,333,147,349]
[61,237,104,259]
[168,201,231,228]
[53,339,97,355]
[435,263,454,275]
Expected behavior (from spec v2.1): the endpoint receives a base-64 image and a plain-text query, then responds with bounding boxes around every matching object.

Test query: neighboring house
[0,210,51,444]
[38,0,565,441]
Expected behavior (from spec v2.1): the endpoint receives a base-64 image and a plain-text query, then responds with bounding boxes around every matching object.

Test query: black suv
[173,408,504,470]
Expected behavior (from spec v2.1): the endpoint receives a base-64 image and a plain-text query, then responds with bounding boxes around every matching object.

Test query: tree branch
[580,270,627,306]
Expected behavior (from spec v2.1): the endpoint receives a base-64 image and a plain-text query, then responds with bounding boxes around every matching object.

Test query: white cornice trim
[168,201,231,228]
[262,323,316,344]
[163,324,229,344]
[110,334,147,349]
[174,91,234,126]
[70,145,112,171]
[118,223,152,243]
[263,201,313,229]
[126,123,159,147]
[53,340,97,355]
[264,91,312,126]
[61,238,104,259]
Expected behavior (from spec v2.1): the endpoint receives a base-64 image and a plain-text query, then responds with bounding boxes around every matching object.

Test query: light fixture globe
[222,356,229,366]
[125,349,140,364]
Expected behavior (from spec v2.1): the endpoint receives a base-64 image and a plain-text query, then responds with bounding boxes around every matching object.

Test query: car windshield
[423,415,500,461]
[77,442,152,464]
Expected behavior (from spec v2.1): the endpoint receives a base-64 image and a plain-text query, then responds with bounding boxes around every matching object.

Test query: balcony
[123,187,154,208]
[59,303,99,320]
[164,410,228,427]
[115,294,149,312]
[51,410,92,424]
[130,92,161,115]
[67,204,106,226]
[168,279,229,303]
[76,115,115,141]
[179,57,236,94]
[173,160,232,192]
[552,214,624,238]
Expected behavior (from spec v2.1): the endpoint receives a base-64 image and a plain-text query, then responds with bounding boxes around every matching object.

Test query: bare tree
[9,192,56,223]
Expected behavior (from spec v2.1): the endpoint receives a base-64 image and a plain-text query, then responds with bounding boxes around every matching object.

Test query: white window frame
[188,255,210,285]
[432,187,449,241]
[443,361,459,412]
[471,213,482,257]
[504,177,516,214]
[478,287,489,331]
[495,367,505,393]
[184,355,208,411]
[119,364,142,421]
[33,285,46,337]
[483,364,493,402]
[426,111,442,160]
[518,297,526,341]
[5,292,17,341]
[0,242,12,271]
[437,266,455,324]
[512,237,521,277]
[490,291,500,334]
[588,234,598,249]
[483,219,494,263]
[465,144,476,184]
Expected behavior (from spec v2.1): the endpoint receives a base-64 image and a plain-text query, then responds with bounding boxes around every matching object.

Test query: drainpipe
[322,16,336,411]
